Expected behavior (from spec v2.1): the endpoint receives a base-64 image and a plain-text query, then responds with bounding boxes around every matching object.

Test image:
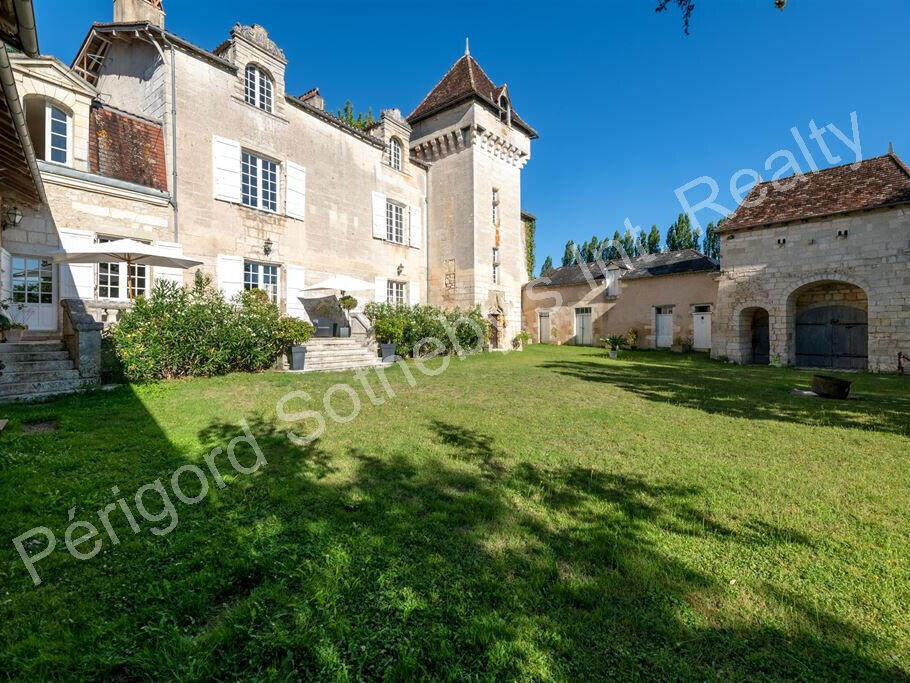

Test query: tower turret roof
[408,53,537,138]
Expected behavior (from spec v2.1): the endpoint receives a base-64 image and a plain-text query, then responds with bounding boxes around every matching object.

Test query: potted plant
[280,317,315,371]
[374,317,403,362]
[5,322,27,343]
[313,299,337,337]
[626,328,639,350]
[0,313,10,344]
[604,335,625,359]
[511,330,530,350]
[337,295,357,338]
[0,299,24,343]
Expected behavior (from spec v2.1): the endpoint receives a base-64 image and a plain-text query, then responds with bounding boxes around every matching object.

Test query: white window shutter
[409,280,420,306]
[286,162,306,220]
[154,241,188,287]
[58,228,96,299]
[212,135,241,202]
[216,254,244,301]
[372,191,387,239]
[409,205,422,249]
[0,248,10,302]
[286,264,308,319]
[374,276,387,303]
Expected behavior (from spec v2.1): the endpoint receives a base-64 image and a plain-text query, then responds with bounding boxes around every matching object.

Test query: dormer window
[244,64,273,113]
[499,95,511,126]
[389,137,402,171]
[25,98,73,166]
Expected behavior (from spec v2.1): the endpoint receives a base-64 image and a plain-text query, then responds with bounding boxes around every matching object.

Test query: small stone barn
[712,152,910,372]
[523,249,718,348]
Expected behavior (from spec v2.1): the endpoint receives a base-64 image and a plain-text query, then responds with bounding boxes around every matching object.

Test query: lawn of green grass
[1,346,908,679]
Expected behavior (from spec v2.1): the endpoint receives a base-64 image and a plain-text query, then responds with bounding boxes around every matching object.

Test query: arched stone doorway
[739,307,770,365]
[790,281,868,369]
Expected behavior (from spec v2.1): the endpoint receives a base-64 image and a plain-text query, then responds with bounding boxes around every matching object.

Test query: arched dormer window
[24,97,73,166]
[244,64,273,113]
[499,95,511,126]
[389,137,402,171]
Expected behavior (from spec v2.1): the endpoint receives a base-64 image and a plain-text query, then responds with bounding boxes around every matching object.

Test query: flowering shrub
[363,302,488,357]
[112,275,313,380]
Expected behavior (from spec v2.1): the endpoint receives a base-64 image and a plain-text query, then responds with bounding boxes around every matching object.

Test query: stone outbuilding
[712,152,910,372]
[523,249,718,349]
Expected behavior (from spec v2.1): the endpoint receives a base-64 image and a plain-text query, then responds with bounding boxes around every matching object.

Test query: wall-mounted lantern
[1,205,23,231]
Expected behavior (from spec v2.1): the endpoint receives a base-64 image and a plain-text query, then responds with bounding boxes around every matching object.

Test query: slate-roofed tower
[408,45,536,348]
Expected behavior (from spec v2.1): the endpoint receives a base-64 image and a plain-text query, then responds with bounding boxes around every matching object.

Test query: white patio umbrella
[302,274,374,295]
[51,238,203,301]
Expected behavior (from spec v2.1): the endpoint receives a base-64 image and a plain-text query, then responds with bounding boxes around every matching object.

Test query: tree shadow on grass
[2,383,903,679]
[539,354,910,437]
[181,415,903,679]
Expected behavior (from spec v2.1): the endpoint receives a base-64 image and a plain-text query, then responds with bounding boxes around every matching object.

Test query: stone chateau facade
[1,0,535,347]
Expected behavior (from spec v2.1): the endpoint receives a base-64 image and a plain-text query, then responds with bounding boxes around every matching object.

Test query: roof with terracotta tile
[408,53,537,138]
[721,152,910,232]
[88,102,167,191]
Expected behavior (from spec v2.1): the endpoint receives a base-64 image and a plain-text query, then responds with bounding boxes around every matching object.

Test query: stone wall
[522,271,718,347]
[712,206,910,372]
[94,35,428,313]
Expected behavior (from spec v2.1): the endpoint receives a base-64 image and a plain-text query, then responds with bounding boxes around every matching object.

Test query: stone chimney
[114,0,165,28]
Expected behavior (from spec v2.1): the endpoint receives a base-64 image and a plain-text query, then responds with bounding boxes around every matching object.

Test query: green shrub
[603,335,626,351]
[511,330,531,349]
[364,302,486,357]
[112,277,313,381]
[338,295,358,312]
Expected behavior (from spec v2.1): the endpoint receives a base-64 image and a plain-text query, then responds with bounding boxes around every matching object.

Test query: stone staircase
[299,337,384,373]
[0,338,89,403]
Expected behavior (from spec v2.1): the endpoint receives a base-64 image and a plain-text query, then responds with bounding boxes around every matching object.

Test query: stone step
[306,341,375,350]
[0,359,74,373]
[0,378,88,401]
[0,368,81,384]
[299,359,383,373]
[304,350,379,360]
[0,350,72,363]
[0,340,66,354]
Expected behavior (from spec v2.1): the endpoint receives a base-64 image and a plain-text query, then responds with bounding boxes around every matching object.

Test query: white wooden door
[539,312,550,344]
[693,312,711,350]
[575,307,592,345]
[656,312,673,348]
[10,255,57,331]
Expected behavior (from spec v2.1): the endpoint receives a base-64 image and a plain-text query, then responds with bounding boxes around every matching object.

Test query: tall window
[387,280,406,306]
[492,248,500,284]
[386,200,404,243]
[244,64,273,113]
[241,151,278,212]
[25,99,72,166]
[96,236,147,300]
[499,95,511,126]
[244,261,279,303]
[389,138,402,170]
[11,257,53,305]
[492,189,500,226]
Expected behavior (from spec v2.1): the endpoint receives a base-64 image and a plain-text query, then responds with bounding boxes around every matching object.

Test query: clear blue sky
[36,0,910,272]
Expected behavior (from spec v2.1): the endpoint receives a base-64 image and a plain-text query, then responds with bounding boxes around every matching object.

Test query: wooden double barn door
[795,305,867,370]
